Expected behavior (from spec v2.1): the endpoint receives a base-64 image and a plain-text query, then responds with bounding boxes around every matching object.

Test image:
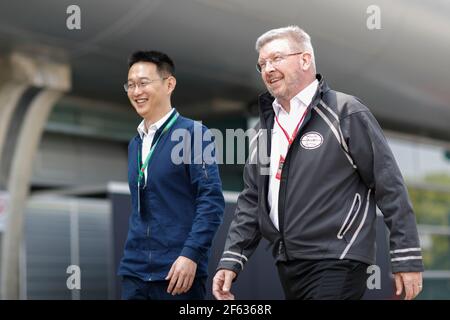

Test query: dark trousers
[277,259,369,300]
[121,276,206,300]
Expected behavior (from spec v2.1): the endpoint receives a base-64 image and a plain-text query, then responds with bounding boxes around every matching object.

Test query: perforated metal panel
[24,197,112,299]
[32,133,127,187]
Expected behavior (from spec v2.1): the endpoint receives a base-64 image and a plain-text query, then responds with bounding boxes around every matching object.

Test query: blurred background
[0,0,449,299]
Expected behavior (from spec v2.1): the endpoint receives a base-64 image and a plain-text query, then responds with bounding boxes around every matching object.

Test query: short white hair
[255,25,316,68]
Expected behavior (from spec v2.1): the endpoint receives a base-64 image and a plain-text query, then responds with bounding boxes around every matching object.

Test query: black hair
[127,50,175,76]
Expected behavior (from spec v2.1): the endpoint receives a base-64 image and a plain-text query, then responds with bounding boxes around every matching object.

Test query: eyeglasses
[123,77,168,92]
[256,52,303,73]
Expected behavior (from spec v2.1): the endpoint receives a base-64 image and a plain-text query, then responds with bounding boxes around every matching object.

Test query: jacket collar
[257,74,329,128]
[134,108,179,142]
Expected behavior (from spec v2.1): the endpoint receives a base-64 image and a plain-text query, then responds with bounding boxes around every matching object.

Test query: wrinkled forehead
[258,38,293,59]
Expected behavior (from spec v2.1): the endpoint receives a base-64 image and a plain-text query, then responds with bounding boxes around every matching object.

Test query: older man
[213,26,423,300]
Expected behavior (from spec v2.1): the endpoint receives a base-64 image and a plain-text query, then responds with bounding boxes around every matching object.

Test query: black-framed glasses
[124,77,168,92]
[256,52,303,73]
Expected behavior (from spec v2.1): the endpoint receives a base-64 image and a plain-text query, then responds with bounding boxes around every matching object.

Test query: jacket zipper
[202,161,208,179]
[258,104,287,259]
[276,107,313,260]
[337,193,361,239]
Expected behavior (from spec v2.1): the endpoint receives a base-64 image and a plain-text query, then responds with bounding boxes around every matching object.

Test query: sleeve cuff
[180,246,203,264]
[391,260,425,273]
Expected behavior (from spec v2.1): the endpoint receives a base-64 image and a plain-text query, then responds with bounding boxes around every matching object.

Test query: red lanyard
[275,107,308,146]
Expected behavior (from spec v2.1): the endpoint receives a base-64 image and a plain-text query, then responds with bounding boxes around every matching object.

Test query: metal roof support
[0,50,70,299]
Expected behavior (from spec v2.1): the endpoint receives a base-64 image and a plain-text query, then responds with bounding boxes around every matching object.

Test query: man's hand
[394,272,423,300]
[165,256,197,295]
[212,269,237,300]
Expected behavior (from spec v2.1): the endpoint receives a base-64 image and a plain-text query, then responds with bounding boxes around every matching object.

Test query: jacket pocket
[337,193,361,239]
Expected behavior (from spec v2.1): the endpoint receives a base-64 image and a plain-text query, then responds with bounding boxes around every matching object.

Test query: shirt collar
[272,79,319,114]
[137,108,174,139]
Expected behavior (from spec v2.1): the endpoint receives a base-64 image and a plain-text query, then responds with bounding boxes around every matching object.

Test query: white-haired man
[213,26,424,300]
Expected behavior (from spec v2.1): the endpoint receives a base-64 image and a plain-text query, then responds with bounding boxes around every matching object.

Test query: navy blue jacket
[118,111,224,281]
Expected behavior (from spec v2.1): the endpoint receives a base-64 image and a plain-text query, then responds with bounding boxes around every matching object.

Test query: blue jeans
[121,275,206,300]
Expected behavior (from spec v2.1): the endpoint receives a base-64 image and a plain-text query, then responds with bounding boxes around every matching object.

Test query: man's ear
[301,52,313,71]
[167,76,176,94]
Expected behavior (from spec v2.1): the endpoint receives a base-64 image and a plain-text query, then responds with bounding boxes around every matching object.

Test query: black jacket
[218,74,424,275]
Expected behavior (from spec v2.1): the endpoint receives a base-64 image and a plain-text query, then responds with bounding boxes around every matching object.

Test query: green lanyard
[137,112,179,186]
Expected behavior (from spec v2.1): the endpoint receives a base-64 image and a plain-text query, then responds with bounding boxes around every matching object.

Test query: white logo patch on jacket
[300,131,323,149]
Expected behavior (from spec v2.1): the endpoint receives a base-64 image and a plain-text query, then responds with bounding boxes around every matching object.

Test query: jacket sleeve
[181,123,225,264]
[216,127,262,276]
[341,108,424,273]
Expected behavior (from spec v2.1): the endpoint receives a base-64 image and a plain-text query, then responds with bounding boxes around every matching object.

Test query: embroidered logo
[300,131,323,149]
